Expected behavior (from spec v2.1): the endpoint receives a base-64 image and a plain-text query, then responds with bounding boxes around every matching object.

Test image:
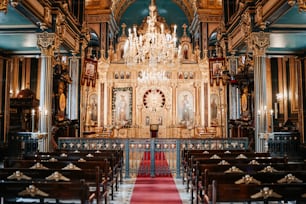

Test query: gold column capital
[37,32,58,56]
[250,31,270,57]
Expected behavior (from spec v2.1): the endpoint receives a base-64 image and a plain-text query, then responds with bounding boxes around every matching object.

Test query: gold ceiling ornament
[123,0,180,69]
[0,0,8,13]
[288,0,306,12]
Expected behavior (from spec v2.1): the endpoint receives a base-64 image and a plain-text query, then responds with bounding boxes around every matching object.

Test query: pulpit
[150,124,159,138]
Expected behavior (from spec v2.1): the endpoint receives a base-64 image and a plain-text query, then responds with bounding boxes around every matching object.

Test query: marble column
[250,31,270,152]
[37,32,57,152]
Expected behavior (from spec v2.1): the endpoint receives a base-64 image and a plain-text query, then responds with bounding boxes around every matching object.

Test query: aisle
[130,151,183,204]
[130,176,183,204]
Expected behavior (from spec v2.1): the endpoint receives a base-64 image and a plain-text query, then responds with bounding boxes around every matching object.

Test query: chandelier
[123,0,180,69]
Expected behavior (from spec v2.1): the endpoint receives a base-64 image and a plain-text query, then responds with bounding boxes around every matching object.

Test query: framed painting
[177,90,194,126]
[112,87,133,128]
[209,58,225,86]
[81,58,98,87]
[89,93,98,125]
[210,93,219,126]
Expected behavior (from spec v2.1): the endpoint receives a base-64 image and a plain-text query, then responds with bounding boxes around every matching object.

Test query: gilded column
[107,82,113,126]
[250,31,269,151]
[171,82,177,126]
[132,83,137,126]
[194,82,200,126]
[79,38,88,137]
[37,31,57,152]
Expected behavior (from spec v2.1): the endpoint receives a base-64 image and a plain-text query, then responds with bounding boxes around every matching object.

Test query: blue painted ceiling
[1,2,306,55]
[119,0,188,37]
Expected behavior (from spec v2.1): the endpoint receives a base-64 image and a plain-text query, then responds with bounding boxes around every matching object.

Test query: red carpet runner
[130,152,183,204]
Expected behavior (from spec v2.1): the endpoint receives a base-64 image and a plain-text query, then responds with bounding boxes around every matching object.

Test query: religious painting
[89,93,98,125]
[177,90,194,126]
[240,87,250,120]
[145,116,150,126]
[210,93,219,126]
[229,57,238,75]
[209,58,225,86]
[112,87,132,128]
[81,58,97,87]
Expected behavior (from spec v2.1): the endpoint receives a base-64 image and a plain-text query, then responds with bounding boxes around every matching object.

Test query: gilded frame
[209,58,225,86]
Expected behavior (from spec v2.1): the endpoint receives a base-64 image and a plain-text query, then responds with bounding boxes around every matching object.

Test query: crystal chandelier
[123,0,179,69]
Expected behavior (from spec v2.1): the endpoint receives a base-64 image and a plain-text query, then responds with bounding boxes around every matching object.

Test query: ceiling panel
[119,0,188,37]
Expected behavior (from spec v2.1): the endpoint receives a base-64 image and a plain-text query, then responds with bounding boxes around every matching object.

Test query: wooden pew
[209,181,306,204]
[195,162,306,204]
[182,150,271,186]
[3,159,115,201]
[0,166,108,204]
[0,179,91,204]
[199,169,306,200]
[186,154,286,197]
[24,149,124,186]
[31,151,122,197]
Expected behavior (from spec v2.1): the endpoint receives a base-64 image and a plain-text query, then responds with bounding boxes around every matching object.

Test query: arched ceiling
[112,0,194,25]
[118,0,189,37]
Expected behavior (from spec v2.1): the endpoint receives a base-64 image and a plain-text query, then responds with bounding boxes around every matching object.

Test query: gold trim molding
[0,0,8,14]
[288,0,306,12]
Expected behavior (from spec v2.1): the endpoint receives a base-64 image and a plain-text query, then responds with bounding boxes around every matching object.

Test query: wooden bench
[182,150,271,186]
[198,169,306,202]
[195,162,306,204]
[209,181,306,204]
[3,159,115,201]
[24,149,124,185]
[0,166,108,204]
[0,179,91,204]
[186,155,287,197]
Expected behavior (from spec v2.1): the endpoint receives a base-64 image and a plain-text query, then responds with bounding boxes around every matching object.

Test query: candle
[38,106,42,132]
[274,102,278,119]
[31,109,35,132]
[270,110,274,133]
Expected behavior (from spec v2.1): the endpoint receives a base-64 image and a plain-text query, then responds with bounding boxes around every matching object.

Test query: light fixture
[123,0,180,79]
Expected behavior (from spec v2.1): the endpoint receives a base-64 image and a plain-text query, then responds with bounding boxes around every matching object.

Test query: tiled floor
[110,176,191,204]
